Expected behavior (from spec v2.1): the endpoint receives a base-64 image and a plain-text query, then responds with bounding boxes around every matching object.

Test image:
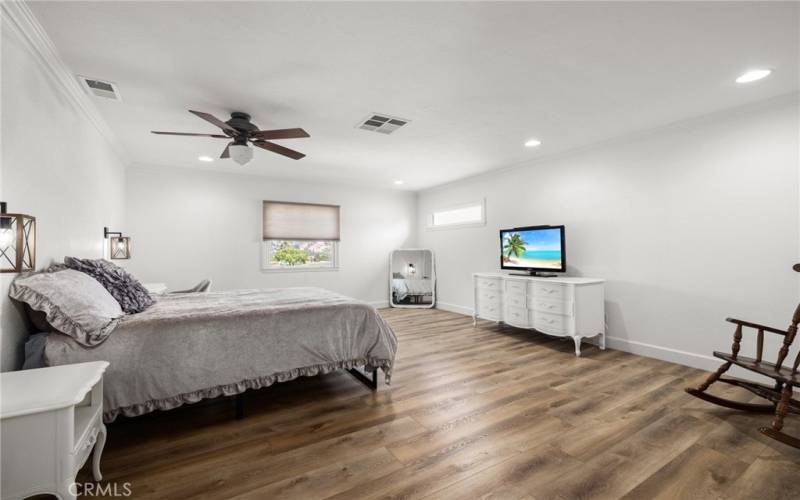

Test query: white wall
[418,99,800,371]
[125,166,416,305]
[0,19,126,371]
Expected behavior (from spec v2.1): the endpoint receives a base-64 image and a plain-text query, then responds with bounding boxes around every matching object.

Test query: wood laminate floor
[78,309,800,499]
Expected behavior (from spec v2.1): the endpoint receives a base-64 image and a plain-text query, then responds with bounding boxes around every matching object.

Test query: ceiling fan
[151,110,310,165]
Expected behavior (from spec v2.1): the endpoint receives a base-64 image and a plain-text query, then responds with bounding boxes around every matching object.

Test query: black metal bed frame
[233,367,378,419]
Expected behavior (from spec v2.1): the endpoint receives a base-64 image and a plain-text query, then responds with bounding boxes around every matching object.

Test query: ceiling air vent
[356,113,409,135]
[78,76,122,101]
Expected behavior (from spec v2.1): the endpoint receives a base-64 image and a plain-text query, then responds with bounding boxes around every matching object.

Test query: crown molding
[1,1,130,165]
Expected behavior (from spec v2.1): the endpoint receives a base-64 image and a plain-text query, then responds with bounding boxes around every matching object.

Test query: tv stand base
[509,271,557,277]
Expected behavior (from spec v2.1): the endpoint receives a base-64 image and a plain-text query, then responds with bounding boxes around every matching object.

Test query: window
[428,199,485,229]
[262,201,340,271]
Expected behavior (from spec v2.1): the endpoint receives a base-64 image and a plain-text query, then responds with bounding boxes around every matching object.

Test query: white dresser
[1,362,109,500]
[473,273,605,356]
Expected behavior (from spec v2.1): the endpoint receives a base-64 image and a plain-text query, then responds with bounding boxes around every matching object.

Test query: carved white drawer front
[531,298,573,316]
[505,293,526,309]
[505,280,527,296]
[478,288,502,303]
[532,283,567,301]
[534,312,568,334]
[477,277,501,290]
[73,424,99,475]
[478,302,502,319]
[505,306,531,327]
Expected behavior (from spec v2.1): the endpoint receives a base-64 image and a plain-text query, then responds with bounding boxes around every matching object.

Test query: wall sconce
[104,227,130,260]
[0,202,36,273]
[406,263,416,277]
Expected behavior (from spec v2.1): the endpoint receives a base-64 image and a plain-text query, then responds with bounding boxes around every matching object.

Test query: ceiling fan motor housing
[226,112,258,135]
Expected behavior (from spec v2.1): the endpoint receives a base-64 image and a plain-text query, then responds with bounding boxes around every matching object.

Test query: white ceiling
[30,1,799,190]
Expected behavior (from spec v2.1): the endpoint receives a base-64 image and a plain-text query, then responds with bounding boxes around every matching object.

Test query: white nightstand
[1,361,109,500]
[143,282,167,294]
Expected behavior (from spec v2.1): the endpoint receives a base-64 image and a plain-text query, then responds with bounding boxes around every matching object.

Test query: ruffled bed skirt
[104,357,393,422]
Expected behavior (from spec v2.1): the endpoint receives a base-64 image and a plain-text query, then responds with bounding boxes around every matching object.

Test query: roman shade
[262,201,340,241]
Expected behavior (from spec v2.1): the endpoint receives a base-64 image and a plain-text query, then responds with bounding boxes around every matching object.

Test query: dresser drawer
[73,421,101,474]
[531,298,572,316]
[531,282,568,301]
[505,306,531,327]
[504,293,527,309]
[477,288,502,303]
[504,280,527,296]
[476,277,502,291]
[534,312,569,334]
[477,302,502,319]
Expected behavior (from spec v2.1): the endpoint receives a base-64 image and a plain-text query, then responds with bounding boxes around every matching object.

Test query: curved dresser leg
[573,336,582,357]
[92,423,107,481]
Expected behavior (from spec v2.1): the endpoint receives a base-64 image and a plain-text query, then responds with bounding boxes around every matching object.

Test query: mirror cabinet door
[389,249,435,308]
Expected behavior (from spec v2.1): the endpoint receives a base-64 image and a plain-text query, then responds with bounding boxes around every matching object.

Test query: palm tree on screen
[503,233,526,262]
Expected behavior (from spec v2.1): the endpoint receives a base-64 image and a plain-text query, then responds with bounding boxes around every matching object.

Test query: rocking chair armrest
[725,318,787,336]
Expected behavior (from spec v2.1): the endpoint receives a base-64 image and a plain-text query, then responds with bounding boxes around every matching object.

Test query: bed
[37,287,397,422]
[391,278,433,303]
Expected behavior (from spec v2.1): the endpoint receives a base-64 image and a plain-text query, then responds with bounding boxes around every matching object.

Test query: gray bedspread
[43,287,397,422]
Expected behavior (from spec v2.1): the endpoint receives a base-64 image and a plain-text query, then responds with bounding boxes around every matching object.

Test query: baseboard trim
[368,300,389,309]
[604,336,719,372]
[435,302,474,316]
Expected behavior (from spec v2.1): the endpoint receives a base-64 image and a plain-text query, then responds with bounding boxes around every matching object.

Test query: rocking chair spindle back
[686,263,800,449]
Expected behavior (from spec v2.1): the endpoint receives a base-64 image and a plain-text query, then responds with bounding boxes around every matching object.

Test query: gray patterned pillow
[64,257,155,314]
[9,268,123,346]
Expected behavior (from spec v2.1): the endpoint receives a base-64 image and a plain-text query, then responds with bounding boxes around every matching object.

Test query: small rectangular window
[428,199,485,229]
[262,201,340,271]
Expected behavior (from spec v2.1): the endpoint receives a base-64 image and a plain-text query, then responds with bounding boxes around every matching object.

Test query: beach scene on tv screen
[502,228,562,269]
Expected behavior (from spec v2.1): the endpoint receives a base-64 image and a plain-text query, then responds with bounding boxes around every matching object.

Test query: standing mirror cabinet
[389,249,435,308]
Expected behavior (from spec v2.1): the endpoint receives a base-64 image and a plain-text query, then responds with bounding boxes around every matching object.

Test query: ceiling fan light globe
[229,145,253,166]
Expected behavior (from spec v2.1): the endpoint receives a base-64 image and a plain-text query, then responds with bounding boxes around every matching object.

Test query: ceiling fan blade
[252,140,306,160]
[220,142,233,159]
[188,110,236,133]
[251,128,310,140]
[151,131,229,138]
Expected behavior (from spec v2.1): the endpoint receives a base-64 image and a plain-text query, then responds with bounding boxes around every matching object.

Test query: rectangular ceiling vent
[356,113,409,134]
[78,76,122,101]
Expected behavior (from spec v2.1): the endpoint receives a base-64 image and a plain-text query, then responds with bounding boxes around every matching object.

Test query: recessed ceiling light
[524,139,542,148]
[198,155,213,162]
[394,180,405,185]
[736,69,772,84]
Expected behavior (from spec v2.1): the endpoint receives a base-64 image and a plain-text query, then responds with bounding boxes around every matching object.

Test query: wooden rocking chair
[686,264,800,449]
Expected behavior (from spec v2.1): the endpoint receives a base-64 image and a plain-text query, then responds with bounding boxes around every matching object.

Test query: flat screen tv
[500,225,566,276]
